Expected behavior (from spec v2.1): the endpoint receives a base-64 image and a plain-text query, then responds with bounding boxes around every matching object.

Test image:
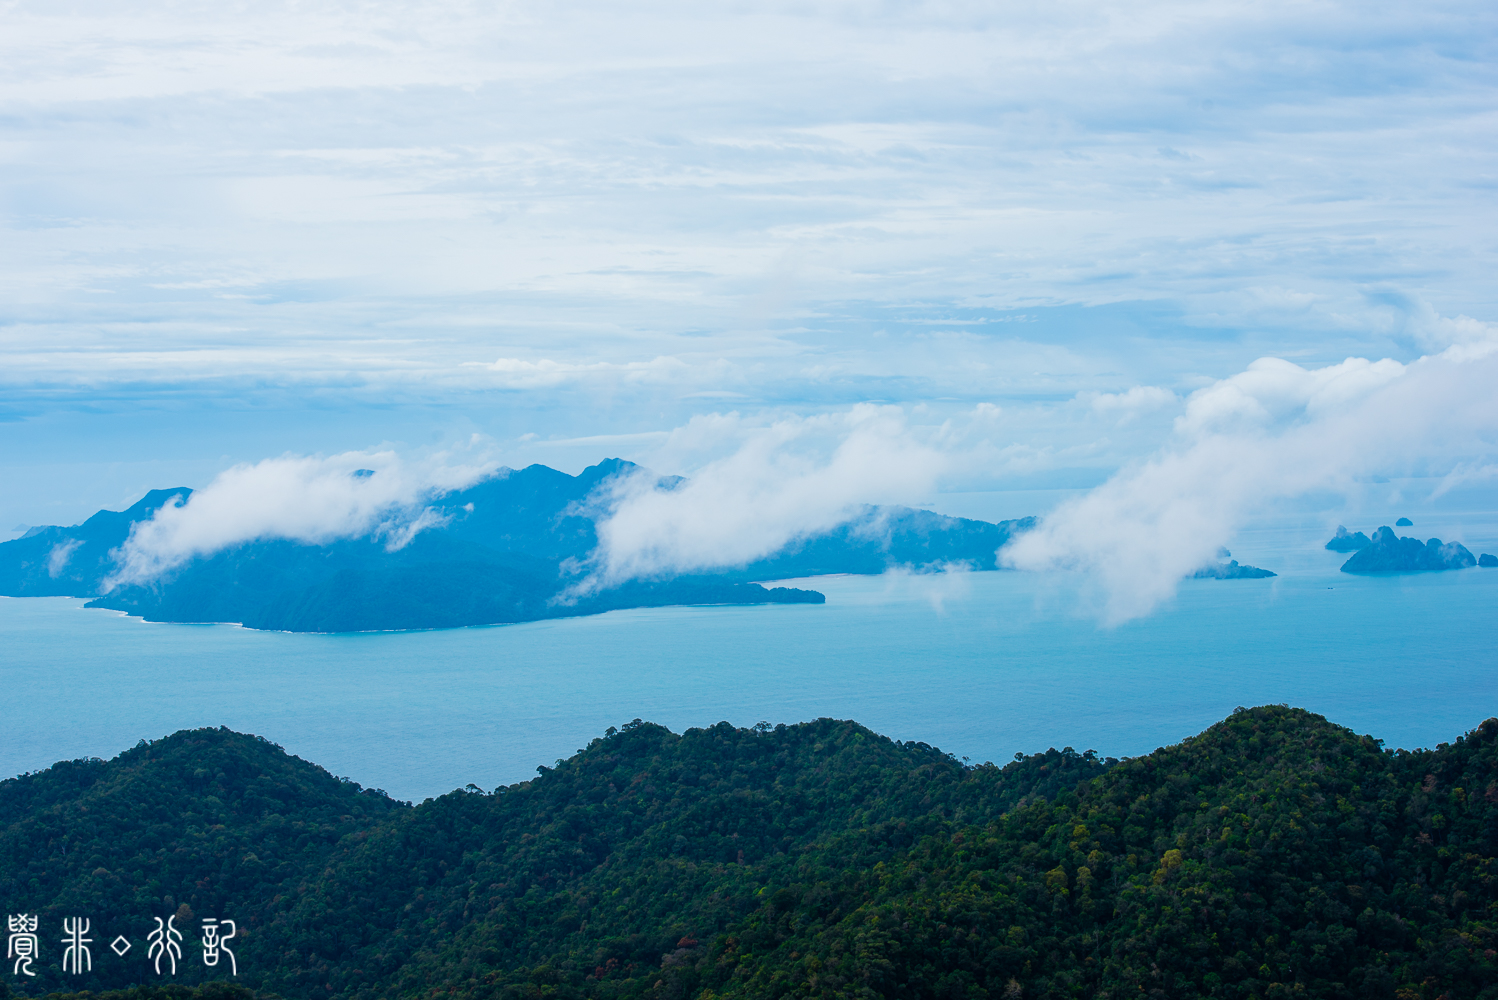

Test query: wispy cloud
[1,0,1493,408]
[98,403,969,592]
[476,356,695,389]
[1083,386,1177,424]
[47,538,82,578]
[105,447,499,588]
[582,405,949,587]
[1003,336,1498,623]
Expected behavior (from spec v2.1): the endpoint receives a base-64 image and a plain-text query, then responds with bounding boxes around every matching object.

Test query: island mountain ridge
[0,460,1033,632]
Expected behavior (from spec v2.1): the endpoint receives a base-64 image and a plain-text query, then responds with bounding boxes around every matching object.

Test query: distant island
[1190,548,1275,579]
[2,706,1496,1000]
[1338,525,1477,573]
[0,459,1034,632]
[1192,558,1276,579]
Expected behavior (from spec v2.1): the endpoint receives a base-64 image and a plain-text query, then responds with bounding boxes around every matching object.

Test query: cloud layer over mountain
[107,449,497,587]
[586,406,948,587]
[97,322,1498,625]
[1005,334,1498,621]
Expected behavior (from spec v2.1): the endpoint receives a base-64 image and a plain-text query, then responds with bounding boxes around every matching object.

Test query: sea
[3,484,1496,803]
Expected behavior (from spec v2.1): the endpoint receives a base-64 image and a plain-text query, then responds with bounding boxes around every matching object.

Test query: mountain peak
[575,457,640,486]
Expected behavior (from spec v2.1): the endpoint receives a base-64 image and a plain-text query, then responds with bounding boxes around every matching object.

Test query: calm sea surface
[3,493,1496,802]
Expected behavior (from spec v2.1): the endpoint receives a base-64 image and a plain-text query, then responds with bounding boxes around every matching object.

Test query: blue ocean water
[2,497,1496,802]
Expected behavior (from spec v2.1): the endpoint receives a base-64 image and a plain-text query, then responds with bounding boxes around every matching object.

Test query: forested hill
[6,708,1498,1000]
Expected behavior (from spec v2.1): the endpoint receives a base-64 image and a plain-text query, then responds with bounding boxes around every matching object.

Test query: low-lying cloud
[92,327,1498,621]
[106,449,497,588]
[47,538,82,578]
[583,404,949,588]
[1004,339,1498,623]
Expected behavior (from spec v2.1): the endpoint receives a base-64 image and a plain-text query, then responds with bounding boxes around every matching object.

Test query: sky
[3,0,1497,592]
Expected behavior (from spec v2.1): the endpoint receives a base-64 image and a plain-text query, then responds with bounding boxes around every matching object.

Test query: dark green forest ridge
[5,707,1498,1000]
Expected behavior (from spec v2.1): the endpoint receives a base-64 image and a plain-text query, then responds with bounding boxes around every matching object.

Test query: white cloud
[582,404,949,587]
[1086,385,1176,424]
[105,448,498,588]
[1174,355,1406,436]
[480,356,693,389]
[1431,461,1498,499]
[47,538,82,578]
[1406,302,1498,352]
[1003,335,1498,623]
[1,0,1495,412]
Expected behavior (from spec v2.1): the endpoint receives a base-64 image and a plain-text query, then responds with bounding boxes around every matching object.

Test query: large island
[0,460,1033,632]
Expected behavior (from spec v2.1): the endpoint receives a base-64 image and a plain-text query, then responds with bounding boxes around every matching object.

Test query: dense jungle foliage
[3,707,1498,1000]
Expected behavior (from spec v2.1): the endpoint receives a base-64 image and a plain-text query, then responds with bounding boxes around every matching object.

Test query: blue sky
[3,0,1496,535]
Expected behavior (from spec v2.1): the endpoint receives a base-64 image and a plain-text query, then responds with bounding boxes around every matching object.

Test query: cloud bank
[82,316,1498,624]
[1003,335,1498,623]
[584,405,948,588]
[99,405,963,594]
[106,449,497,588]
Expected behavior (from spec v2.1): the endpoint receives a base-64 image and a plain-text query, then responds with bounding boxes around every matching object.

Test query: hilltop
[4,707,1498,999]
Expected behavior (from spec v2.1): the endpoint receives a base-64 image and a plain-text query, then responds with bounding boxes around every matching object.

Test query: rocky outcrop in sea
[1340,526,1476,574]
[1324,525,1372,552]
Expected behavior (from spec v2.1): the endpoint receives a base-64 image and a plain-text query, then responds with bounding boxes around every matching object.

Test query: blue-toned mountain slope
[0,460,1019,632]
[0,487,192,597]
